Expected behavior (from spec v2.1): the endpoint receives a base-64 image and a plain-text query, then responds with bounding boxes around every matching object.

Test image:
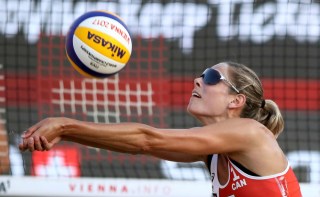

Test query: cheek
[187,98,207,116]
[206,97,227,113]
[203,90,231,112]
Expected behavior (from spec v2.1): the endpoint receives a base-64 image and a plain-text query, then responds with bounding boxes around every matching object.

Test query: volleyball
[65,11,132,78]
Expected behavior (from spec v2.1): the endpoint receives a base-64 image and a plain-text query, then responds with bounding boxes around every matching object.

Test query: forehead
[210,63,230,75]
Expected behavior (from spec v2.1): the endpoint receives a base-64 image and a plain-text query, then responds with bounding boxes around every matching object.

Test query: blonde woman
[20,62,302,196]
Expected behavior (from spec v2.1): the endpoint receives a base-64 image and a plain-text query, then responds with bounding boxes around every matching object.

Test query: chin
[186,104,193,114]
[187,106,200,119]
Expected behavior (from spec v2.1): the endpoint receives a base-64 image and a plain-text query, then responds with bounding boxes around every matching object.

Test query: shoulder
[206,118,267,135]
[230,118,270,136]
[196,118,270,154]
[233,118,275,145]
[221,118,275,151]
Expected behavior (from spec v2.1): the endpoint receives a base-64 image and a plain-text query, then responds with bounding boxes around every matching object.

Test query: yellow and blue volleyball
[65,11,132,78]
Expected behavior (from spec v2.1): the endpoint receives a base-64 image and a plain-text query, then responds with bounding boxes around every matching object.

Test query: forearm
[61,119,158,154]
[62,120,204,162]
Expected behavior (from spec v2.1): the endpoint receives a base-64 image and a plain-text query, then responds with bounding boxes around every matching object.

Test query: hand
[19,117,66,152]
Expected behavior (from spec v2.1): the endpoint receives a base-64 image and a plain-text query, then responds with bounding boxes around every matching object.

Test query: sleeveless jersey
[209,154,302,197]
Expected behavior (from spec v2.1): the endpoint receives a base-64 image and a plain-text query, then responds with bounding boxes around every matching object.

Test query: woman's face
[187,63,237,124]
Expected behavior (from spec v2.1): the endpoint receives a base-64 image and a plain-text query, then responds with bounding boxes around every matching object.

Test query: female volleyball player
[19,62,302,196]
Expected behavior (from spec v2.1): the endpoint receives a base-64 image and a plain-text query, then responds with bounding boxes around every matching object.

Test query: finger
[21,124,41,139]
[27,137,35,152]
[18,137,25,151]
[40,136,51,151]
[18,143,25,151]
[34,136,43,151]
[20,139,29,151]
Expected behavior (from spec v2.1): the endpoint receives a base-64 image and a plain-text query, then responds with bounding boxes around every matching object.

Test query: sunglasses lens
[201,69,221,85]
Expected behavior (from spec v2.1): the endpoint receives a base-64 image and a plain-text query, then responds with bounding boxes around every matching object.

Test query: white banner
[1,0,319,53]
[0,176,319,197]
[0,176,211,197]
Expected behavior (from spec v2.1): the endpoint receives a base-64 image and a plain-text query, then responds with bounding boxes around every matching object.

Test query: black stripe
[206,154,213,173]
[230,159,260,176]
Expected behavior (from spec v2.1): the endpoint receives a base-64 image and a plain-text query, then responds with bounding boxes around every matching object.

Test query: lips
[192,90,201,98]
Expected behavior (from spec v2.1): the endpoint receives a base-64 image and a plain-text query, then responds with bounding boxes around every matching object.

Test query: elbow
[137,125,161,154]
[135,137,151,154]
[139,144,151,155]
[134,141,152,155]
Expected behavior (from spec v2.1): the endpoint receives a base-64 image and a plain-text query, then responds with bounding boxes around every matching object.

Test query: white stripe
[275,177,289,197]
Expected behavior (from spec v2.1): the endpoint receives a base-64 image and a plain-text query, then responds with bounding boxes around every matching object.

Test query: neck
[198,113,240,126]
[199,116,227,125]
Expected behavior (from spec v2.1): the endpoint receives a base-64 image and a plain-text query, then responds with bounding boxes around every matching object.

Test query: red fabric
[218,160,302,197]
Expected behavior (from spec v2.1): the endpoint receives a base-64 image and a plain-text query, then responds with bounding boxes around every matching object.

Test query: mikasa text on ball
[66,11,132,78]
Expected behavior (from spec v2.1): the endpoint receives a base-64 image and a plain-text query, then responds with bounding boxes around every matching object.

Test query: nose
[194,77,202,87]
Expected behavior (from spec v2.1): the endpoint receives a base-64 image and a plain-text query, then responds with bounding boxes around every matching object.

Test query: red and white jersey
[209,154,302,197]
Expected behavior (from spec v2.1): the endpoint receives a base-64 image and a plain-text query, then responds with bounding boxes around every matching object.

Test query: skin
[19,63,288,184]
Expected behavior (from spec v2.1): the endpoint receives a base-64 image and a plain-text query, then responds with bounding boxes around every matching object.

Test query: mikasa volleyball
[65,11,132,78]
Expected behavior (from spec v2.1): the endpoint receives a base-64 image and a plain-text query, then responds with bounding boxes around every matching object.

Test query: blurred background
[0,0,319,196]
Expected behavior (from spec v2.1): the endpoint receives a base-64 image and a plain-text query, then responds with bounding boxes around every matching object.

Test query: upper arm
[147,150,206,163]
[146,118,264,156]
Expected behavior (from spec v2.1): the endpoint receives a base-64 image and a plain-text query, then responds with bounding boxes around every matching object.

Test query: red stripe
[4,74,320,111]
[6,74,37,105]
[166,78,320,111]
[263,78,320,111]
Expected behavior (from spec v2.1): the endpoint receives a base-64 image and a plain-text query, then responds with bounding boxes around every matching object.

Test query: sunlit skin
[186,63,284,183]
[187,63,244,125]
[19,62,288,185]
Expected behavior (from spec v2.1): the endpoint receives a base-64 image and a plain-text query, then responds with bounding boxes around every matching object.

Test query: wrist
[60,117,79,137]
[59,118,75,136]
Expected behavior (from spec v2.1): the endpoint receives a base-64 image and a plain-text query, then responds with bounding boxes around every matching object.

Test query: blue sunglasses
[201,68,240,93]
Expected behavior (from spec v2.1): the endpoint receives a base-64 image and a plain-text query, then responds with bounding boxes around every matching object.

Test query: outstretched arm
[19,117,206,162]
[19,117,264,161]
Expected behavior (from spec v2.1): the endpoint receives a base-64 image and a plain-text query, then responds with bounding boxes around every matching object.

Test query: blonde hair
[225,62,284,137]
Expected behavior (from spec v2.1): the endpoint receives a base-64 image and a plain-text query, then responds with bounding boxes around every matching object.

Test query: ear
[228,94,246,109]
